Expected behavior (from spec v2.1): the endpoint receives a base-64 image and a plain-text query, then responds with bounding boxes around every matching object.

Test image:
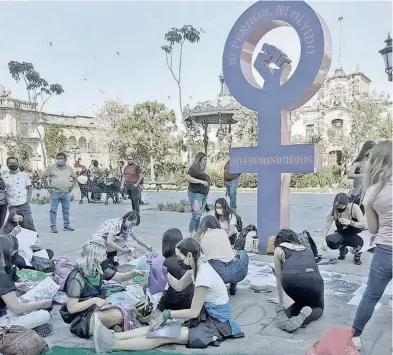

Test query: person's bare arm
[347,162,361,180]
[185,175,206,185]
[106,233,127,253]
[131,232,152,251]
[2,292,51,314]
[170,286,207,319]
[321,214,334,240]
[66,297,105,314]
[167,271,193,292]
[135,173,143,186]
[26,185,33,203]
[351,203,367,230]
[111,270,146,283]
[364,204,379,234]
[274,248,285,304]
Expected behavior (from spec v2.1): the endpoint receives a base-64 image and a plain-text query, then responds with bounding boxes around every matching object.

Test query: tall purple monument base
[223,1,332,251]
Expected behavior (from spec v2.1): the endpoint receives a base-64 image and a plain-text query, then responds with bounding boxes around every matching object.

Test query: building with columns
[0,85,109,170]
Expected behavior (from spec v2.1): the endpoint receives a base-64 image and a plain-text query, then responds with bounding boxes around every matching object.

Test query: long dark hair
[0,235,16,274]
[162,228,183,258]
[1,208,25,235]
[214,198,232,221]
[191,152,207,171]
[353,141,375,163]
[195,215,220,241]
[118,210,140,237]
[274,228,300,247]
[177,237,201,277]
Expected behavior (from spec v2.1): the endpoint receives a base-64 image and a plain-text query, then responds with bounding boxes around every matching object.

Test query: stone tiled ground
[28,189,392,354]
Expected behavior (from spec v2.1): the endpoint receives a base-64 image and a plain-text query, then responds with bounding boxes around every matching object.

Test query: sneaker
[64,225,74,231]
[51,226,58,233]
[354,253,362,265]
[93,313,115,353]
[33,323,53,338]
[352,336,362,351]
[338,247,349,260]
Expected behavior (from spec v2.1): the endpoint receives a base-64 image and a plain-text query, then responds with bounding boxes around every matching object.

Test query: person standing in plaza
[224,160,241,212]
[351,141,392,350]
[186,152,210,237]
[43,152,77,233]
[3,157,35,231]
[123,155,143,213]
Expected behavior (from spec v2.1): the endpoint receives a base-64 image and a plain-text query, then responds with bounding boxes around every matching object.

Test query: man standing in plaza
[43,152,77,233]
[3,157,35,230]
[224,160,241,212]
[123,155,143,213]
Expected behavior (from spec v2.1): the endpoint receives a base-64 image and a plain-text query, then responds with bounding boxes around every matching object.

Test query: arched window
[328,150,343,166]
[67,136,77,151]
[305,124,314,141]
[88,140,96,153]
[79,137,87,153]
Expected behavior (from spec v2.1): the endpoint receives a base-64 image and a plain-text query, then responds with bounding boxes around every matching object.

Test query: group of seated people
[0,191,371,352]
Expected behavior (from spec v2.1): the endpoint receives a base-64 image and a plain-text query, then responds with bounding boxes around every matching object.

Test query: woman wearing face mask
[90,211,152,266]
[92,238,244,352]
[214,198,238,245]
[61,239,146,339]
[0,235,53,335]
[195,215,249,296]
[186,152,210,237]
[321,193,366,265]
[157,228,194,312]
[1,209,54,270]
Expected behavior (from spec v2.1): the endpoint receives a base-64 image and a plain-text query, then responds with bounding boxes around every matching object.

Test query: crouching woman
[274,229,324,332]
[91,238,244,353]
[60,239,145,339]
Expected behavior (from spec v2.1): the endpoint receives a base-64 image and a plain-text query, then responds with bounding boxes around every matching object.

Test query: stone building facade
[0,85,108,170]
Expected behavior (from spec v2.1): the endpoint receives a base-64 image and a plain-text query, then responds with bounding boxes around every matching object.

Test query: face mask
[57,160,64,166]
[336,207,347,213]
[8,165,18,171]
[216,208,223,215]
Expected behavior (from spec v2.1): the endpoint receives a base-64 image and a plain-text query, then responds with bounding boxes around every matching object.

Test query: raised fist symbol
[254,43,292,90]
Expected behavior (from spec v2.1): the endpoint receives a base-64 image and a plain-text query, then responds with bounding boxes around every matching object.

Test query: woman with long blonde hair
[185,152,210,236]
[351,140,392,350]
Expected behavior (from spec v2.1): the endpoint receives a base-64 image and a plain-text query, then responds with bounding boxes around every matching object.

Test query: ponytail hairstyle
[194,215,220,241]
[176,237,201,278]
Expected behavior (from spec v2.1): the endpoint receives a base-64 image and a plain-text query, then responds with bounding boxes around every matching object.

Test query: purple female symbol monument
[223,1,332,251]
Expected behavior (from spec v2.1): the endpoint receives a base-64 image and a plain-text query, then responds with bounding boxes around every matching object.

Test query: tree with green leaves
[117,101,177,181]
[230,106,258,147]
[161,25,201,121]
[8,61,64,167]
[4,134,32,170]
[43,124,68,159]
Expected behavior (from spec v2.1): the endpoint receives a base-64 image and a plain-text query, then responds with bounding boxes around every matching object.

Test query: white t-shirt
[200,229,235,262]
[193,262,229,305]
[219,214,237,233]
[3,171,31,206]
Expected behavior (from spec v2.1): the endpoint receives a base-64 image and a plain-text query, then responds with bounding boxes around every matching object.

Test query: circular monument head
[222,0,332,111]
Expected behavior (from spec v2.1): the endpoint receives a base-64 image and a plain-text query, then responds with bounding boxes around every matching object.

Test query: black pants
[282,271,324,326]
[326,232,363,250]
[0,204,7,229]
[125,183,140,213]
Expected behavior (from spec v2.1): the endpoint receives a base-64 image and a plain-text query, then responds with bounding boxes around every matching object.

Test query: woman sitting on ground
[1,209,54,270]
[157,228,194,312]
[92,238,244,352]
[214,198,238,246]
[0,235,53,335]
[61,239,145,339]
[321,193,366,265]
[195,215,249,296]
[90,211,152,266]
[274,228,324,332]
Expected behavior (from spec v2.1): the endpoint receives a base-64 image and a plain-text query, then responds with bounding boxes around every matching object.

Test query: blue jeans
[208,250,249,286]
[225,178,239,210]
[50,192,71,227]
[188,190,207,235]
[352,244,392,336]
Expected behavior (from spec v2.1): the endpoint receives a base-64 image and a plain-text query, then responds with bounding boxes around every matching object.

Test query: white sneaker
[352,336,362,351]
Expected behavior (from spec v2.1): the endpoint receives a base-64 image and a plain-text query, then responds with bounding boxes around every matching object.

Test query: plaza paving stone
[28,190,392,354]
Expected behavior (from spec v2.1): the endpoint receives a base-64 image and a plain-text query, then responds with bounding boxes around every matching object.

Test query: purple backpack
[146,252,167,295]
[54,257,74,291]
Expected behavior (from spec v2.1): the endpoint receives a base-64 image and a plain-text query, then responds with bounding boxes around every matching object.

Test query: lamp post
[69,145,80,163]
[379,33,392,82]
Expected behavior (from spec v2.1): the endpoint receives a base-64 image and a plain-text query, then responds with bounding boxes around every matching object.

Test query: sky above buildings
[0,1,391,120]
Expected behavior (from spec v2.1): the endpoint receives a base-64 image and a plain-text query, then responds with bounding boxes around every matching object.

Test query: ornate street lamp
[379,33,392,82]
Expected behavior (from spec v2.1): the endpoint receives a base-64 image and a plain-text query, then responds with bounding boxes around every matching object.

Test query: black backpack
[231,212,243,232]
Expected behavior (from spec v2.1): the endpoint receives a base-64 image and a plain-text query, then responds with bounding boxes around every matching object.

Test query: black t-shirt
[164,256,185,280]
[0,271,16,317]
[187,166,210,195]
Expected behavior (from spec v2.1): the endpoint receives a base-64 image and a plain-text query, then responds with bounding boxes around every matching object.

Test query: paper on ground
[20,276,60,302]
[33,249,50,259]
[358,230,376,253]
